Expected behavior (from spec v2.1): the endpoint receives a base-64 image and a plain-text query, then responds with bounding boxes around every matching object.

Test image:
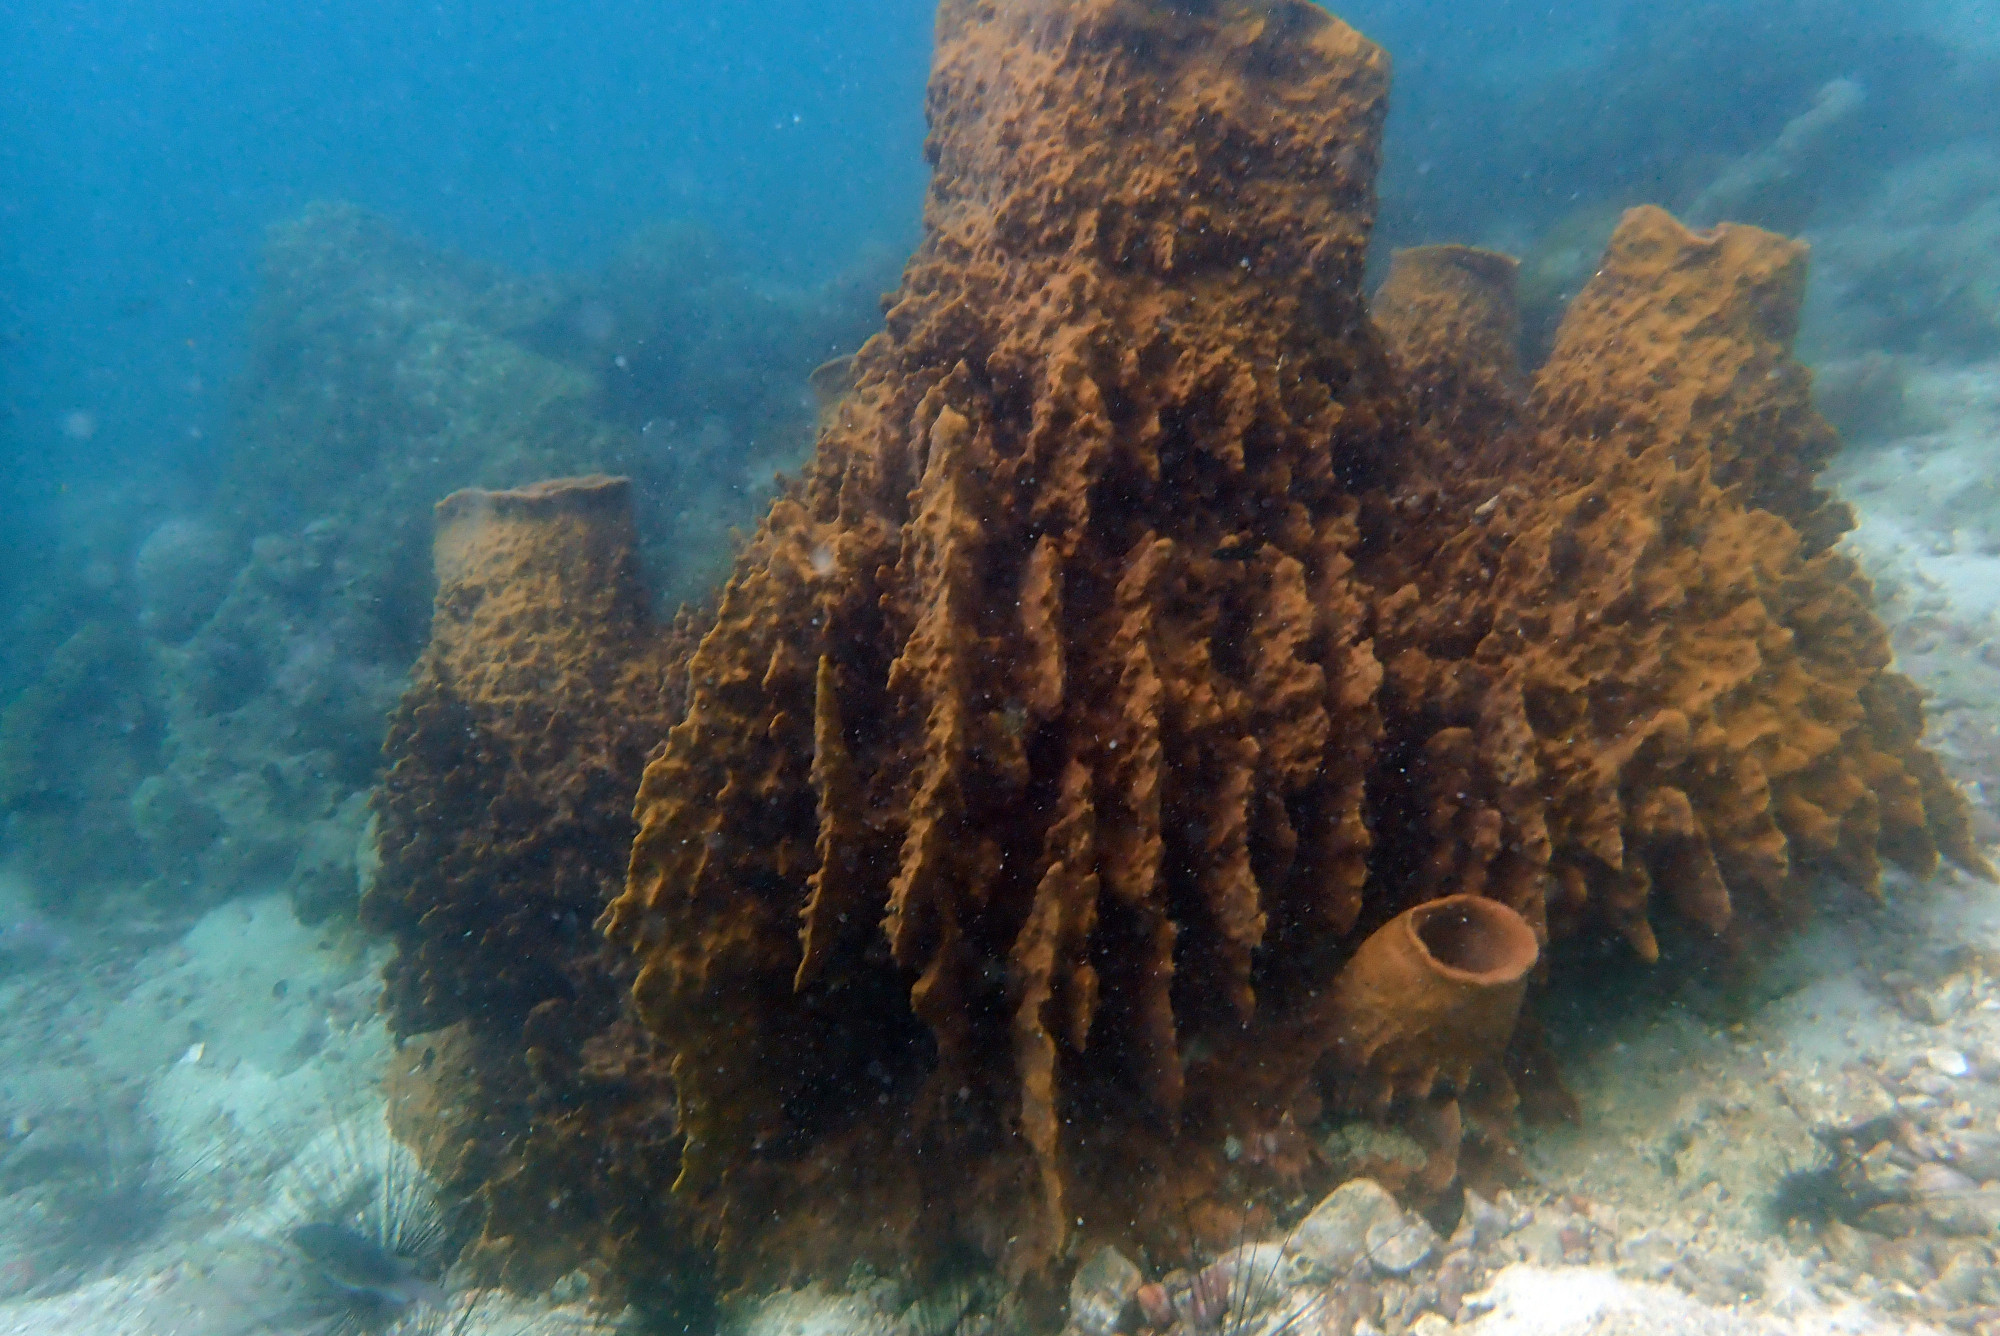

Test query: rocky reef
[364,0,1987,1316]
[0,200,886,926]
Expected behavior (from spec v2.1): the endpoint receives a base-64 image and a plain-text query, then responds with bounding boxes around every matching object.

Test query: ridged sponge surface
[367,0,1985,1303]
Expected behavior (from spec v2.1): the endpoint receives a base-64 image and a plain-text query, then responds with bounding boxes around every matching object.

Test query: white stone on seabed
[1905,1067,1956,1097]
[1366,1210,1438,1275]
[1215,1240,1306,1296]
[1286,1178,1405,1277]
[1913,1161,1978,1196]
[735,1282,904,1336]
[1465,1259,1955,1335]
[1924,973,1973,1023]
[1926,1047,1970,1077]
[1066,1244,1141,1336]
[1455,1190,1512,1248]
[1933,1249,1992,1305]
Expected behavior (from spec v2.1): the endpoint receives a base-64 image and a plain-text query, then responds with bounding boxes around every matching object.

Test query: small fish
[808,353,859,421]
[289,1222,448,1313]
[0,909,72,964]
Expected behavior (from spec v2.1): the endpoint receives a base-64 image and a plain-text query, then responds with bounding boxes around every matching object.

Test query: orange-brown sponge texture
[371,0,1987,1306]
[1369,207,1989,963]
[366,476,702,1299]
[604,0,1401,1285]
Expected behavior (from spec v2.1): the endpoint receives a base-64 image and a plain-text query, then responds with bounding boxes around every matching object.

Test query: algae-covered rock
[284,792,374,925]
[0,620,159,897]
[131,517,238,643]
[130,206,783,907]
[1802,144,2000,362]
[129,773,225,884]
[2,200,887,911]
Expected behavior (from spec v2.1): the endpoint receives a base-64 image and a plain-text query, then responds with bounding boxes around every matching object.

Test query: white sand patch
[1461,1264,1943,1336]
[0,890,605,1333]
[1827,358,2000,842]
[86,894,383,1080]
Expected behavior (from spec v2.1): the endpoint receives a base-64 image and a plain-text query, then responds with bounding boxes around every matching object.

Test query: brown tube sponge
[1374,244,1527,445]
[365,476,704,1301]
[371,475,667,1038]
[1369,208,1991,963]
[1327,894,1540,1114]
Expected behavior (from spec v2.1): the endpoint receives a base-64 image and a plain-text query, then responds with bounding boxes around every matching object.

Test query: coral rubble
[369,0,1987,1310]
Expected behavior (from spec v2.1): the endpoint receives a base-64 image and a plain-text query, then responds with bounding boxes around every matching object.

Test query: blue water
[2,0,934,504]
[6,0,1994,523]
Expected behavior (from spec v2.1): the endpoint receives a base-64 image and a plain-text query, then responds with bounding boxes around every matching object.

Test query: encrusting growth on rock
[361,0,1990,1312]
